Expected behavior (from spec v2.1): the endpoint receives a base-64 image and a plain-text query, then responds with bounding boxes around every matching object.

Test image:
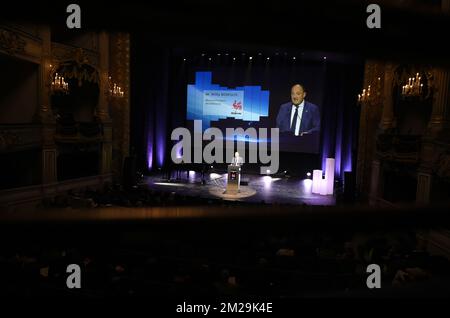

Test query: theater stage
[145,171,336,206]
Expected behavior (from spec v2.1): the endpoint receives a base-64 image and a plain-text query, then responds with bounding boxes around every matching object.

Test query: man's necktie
[291,106,299,134]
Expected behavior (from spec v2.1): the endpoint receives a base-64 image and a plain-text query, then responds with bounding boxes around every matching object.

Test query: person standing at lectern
[276,84,320,136]
[231,151,243,166]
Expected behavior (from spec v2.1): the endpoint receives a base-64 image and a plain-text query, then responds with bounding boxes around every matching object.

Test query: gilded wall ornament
[0,29,26,55]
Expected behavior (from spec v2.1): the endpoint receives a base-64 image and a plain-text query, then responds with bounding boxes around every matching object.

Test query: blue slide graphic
[187,72,270,129]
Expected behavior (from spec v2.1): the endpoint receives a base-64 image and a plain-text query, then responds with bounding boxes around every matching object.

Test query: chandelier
[51,72,69,94]
[109,76,124,98]
[401,73,423,98]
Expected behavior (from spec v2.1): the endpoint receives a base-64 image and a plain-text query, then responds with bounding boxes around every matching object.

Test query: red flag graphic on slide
[232,100,242,110]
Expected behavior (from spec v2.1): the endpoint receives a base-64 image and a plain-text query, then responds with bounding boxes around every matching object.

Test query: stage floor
[145,171,336,206]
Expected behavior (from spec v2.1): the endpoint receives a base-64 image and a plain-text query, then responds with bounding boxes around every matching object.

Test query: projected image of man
[276,84,320,136]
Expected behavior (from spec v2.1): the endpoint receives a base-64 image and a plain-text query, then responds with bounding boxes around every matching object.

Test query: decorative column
[369,160,381,205]
[416,172,432,204]
[109,32,130,179]
[379,62,396,131]
[417,133,435,205]
[428,67,450,135]
[365,62,397,205]
[416,67,450,204]
[356,60,384,198]
[37,25,57,184]
[98,31,112,176]
[356,62,372,195]
[443,0,450,13]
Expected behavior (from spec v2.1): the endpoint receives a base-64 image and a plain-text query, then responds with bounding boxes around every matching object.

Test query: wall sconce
[109,76,124,98]
[357,77,381,105]
[402,73,423,97]
[51,72,69,94]
[400,71,433,100]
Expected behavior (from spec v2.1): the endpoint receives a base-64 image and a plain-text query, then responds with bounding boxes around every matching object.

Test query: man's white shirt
[290,100,305,136]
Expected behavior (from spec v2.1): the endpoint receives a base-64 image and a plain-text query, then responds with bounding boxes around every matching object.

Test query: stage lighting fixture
[303,179,313,194]
[293,57,296,60]
[217,53,221,56]
[208,57,212,61]
[320,178,328,195]
[323,56,327,60]
[210,165,213,168]
[233,57,236,61]
[183,58,186,61]
[306,172,311,178]
[325,158,335,195]
[266,57,270,60]
[249,56,253,60]
[266,169,270,174]
[312,170,322,194]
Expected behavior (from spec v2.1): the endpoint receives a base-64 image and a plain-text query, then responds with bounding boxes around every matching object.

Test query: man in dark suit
[276,84,320,136]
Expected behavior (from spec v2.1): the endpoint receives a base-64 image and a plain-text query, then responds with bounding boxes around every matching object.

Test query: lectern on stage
[226,164,241,194]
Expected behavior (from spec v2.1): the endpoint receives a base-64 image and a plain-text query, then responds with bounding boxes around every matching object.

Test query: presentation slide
[186,66,323,154]
[187,72,269,129]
